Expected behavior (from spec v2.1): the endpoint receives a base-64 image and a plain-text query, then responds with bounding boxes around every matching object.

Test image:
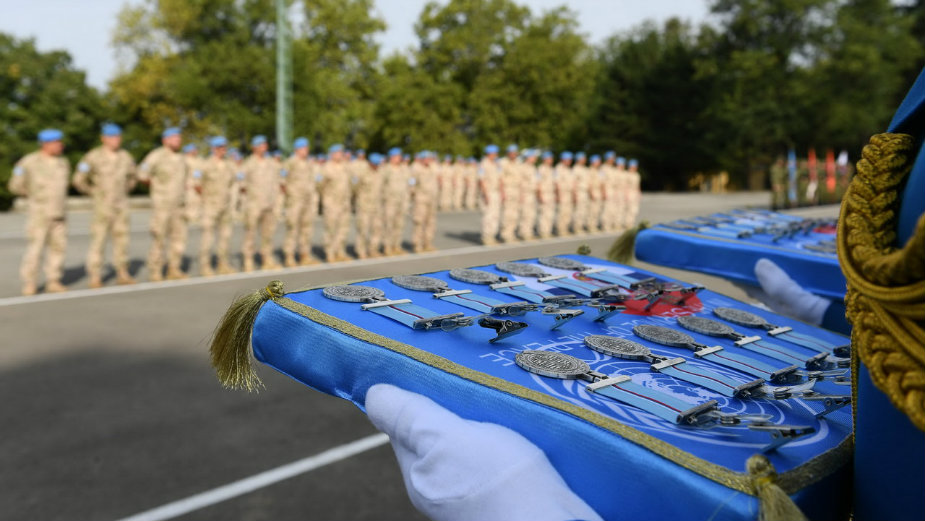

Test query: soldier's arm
[8,159,28,196]
[126,154,139,193]
[72,152,93,194]
[137,150,157,185]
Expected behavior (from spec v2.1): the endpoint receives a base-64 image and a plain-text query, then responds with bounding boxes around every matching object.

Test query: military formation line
[9,126,642,296]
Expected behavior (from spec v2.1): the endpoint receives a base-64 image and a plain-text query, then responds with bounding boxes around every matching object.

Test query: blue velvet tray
[250,255,851,521]
[635,213,845,299]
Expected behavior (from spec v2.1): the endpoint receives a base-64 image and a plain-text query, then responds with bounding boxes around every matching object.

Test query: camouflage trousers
[518,201,536,240]
[148,205,187,275]
[557,202,574,236]
[21,214,67,287]
[284,200,317,261]
[536,201,555,239]
[243,206,277,267]
[355,206,383,258]
[200,209,233,270]
[383,199,408,253]
[412,199,437,251]
[500,199,520,243]
[586,199,602,233]
[572,195,589,234]
[481,198,501,244]
[322,199,350,260]
[87,207,130,278]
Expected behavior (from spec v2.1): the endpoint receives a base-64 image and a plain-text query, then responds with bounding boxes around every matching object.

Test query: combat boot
[22,282,36,296]
[88,274,103,289]
[299,252,318,266]
[243,259,255,273]
[166,268,188,280]
[149,266,164,282]
[116,270,136,285]
[45,281,67,293]
[200,265,215,277]
[217,263,237,275]
[262,256,282,271]
[284,253,298,268]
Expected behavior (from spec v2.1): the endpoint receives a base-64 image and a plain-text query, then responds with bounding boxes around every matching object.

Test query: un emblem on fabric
[633,324,695,347]
[676,315,736,337]
[495,261,549,278]
[391,275,449,292]
[584,335,650,360]
[712,307,769,328]
[322,285,385,302]
[448,268,505,285]
[537,256,588,271]
[515,351,590,379]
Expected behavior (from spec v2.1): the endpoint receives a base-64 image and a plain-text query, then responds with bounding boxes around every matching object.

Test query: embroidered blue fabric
[635,218,845,299]
[250,255,851,521]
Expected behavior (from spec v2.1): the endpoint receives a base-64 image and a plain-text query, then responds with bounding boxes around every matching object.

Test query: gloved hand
[752,258,832,326]
[365,383,603,521]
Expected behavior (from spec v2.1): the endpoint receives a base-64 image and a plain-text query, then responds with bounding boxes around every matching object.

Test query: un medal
[712,307,768,328]
[537,256,588,271]
[323,285,385,302]
[633,324,695,347]
[515,350,590,379]
[391,275,449,292]
[496,261,549,277]
[676,315,736,337]
[584,335,650,360]
[449,268,504,285]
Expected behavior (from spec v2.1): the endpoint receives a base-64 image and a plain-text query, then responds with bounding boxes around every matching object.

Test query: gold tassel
[209,280,285,392]
[607,220,649,264]
[747,454,808,521]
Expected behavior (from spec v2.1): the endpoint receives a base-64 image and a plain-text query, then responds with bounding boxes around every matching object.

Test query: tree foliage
[1,0,921,209]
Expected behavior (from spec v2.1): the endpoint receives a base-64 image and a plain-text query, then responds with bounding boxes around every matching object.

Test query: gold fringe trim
[209,280,285,391]
[837,133,925,431]
[747,454,809,521]
[267,292,852,497]
[608,220,649,263]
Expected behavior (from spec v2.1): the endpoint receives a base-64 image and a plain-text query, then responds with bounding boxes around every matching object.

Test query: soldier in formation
[9,125,646,294]
[73,123,137,288]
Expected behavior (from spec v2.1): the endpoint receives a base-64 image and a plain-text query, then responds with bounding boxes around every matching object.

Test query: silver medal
[495,261,549,278]
[712,307,769,328]
[448,268,505,285]
[584,335,651,360]
[676,315,736,337]
[515,350,590,379]
[323,285,385,302]
[633,324,695,347]
[537,256,588,271]
[391,275,449,292]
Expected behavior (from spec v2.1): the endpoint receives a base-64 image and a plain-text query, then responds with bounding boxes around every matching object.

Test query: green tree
[110,0,384,155]
[0,34,104,209]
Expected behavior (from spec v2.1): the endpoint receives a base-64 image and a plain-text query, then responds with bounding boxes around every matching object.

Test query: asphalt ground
[0,192,840,521]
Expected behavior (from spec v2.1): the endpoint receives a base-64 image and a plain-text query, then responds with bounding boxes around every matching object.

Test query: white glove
[752,258,832,325]
[365,383,603,521]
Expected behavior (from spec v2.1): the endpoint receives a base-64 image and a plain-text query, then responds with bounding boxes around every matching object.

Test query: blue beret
[101,123,122,136]
[182,144,198,153]
[403,154,410,161]
[356,149,365,155]
[507,144,519,153]
[328,143,344,153]
[616,156,627,166]
[468,157,476,163]
[273,150,282,157]
[293,137,309,149]
[388,147,402,157]
[37,129,63,143]
[369,153,383,165]
[484,144,499,154]
[629,159,639,167]
[560,151,573,161]
[456,155,464,161]
[162,127,181,138]
[590,154,601,162]
[444,154,452,161]
[541,151,553,160]
[415,151,427,159]
[210,136,228,148]
[575,152,586,160]
[251,135,267,146]
[604,151,616,159]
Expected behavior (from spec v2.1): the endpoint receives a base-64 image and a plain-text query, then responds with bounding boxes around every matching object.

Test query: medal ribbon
[367,302,443,328]
[493,285,556,304]
[657,363,748,398]
[437,292,507,314]
[589,379,704,424]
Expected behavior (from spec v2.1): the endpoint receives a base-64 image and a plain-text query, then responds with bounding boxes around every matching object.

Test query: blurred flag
[807,148,818,203]
[825,149,836,193]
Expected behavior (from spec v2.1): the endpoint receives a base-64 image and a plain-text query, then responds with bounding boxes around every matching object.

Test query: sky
[0,0,710,89]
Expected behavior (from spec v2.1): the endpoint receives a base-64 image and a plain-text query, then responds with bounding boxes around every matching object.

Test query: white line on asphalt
[0,234,594,307]
[114,433,390,521]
